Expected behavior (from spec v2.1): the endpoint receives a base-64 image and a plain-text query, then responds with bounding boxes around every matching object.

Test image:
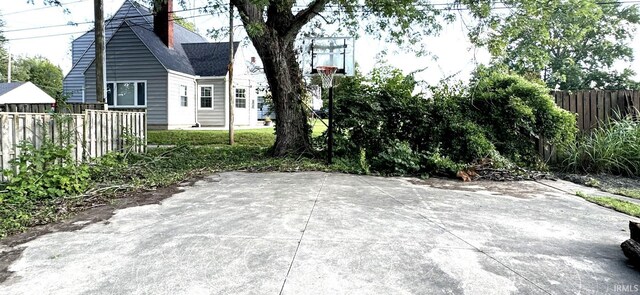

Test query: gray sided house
[63,0,258,129]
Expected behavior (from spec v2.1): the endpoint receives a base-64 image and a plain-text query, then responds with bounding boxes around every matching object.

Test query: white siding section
[196,78,227,127]
[167,72,196,128]
[233,78,257,126]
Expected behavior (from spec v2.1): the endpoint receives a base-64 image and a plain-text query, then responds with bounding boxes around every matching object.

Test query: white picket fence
[0,110,146,173]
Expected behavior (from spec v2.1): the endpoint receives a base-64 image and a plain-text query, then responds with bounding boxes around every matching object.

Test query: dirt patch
[408,177,557,199]
[0,174,218,283]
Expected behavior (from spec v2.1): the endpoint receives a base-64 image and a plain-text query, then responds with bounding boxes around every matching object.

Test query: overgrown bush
[0,117,91,235]
[467,70,577,165]
[330,66,577,176]
[561,113,640,176]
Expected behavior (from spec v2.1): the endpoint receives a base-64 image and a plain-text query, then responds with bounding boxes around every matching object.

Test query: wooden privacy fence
[0,102,106,114]
[0,110,146,173]
[551,90,640,132]
[539,89,640,162]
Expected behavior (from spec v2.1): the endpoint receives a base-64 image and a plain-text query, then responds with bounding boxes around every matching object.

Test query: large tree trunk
[251,31,312,156]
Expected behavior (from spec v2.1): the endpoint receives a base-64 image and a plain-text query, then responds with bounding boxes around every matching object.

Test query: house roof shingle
[124,3,231,76]
[183,42,240,76]
[0,82,25,96]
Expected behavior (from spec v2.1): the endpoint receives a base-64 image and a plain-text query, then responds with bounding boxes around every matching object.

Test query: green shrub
[371,140,421,175]
[467,70,577,165]
[422,150,465,177]
[330,66,577,175]
[0,128,90,235]
[561,113,640,176]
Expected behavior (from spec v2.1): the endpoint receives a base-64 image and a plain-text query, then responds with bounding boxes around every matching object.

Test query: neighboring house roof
[183,42,240,76]
[79,0,235,77]
[0,82,25,96]
[0,82,56,104]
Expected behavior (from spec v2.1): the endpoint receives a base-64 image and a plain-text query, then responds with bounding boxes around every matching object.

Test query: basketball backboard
[301,37,355,77]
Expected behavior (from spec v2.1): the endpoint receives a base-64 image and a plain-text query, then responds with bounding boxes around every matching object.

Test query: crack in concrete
[278,174,328,295]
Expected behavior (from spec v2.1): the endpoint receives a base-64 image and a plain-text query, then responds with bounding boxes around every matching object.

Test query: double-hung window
[200,86,213,109]
[235,88,246,108]
[106,81,146,107]
[180,85,188,107]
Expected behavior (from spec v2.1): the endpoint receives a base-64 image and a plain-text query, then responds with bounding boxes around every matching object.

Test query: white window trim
[235,88,247,109]
[107,80,147,108]
[180,85,188,107]
[198,85,214,110]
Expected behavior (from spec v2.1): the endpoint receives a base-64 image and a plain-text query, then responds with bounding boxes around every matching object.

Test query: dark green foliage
[331,67,577,175]
[462,0,640,90]
[371,140,422,175]
[10,56,64,101]
[467,69,577,165]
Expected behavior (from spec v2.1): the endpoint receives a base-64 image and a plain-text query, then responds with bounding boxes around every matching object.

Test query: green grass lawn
[148,119,329,147]
[576,191,640,218]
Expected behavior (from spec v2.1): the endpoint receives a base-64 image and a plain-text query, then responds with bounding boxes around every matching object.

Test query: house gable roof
[0,82,25,96]
[183,42,240,76]
[79,1,234,77]
[0,82,55,104]
[67,0,142,75]
[125,20,196,75]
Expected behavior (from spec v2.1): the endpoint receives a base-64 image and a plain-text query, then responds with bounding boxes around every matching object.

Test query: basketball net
[316,66,338,88]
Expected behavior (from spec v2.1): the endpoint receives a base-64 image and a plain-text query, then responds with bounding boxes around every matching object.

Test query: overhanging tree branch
[288,0,330,37]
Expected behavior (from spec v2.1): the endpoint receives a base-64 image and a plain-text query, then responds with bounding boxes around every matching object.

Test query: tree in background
[0,15,8,83]
[174,16,197,33]
[11,56,64,101]
[187,0,456,156]
[461,0,640,90]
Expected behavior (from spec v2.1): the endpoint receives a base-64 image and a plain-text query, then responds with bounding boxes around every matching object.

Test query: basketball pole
[328,86,334,165]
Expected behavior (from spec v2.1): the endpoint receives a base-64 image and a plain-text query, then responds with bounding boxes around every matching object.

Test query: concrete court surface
[1,172,639,294]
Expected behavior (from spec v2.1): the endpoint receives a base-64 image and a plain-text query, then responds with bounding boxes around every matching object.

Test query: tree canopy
[11,56,64,100]
[461,0,640,90]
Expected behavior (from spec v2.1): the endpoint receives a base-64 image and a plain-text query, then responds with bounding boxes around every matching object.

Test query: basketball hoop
[316,66,338,89]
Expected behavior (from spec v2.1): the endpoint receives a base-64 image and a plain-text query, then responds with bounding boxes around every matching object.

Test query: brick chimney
[154,0,174,49]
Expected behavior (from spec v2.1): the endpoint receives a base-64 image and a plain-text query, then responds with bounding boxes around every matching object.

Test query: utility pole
[228,2,235,145]
[7,46,11,83]
[94,0,107,105]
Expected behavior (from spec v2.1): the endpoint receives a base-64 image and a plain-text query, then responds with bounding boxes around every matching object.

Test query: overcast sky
[2,0,639,85]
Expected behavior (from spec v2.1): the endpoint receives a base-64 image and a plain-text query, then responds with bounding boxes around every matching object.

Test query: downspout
[193,78,200,127]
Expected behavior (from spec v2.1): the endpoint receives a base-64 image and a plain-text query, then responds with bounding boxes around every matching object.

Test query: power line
[301,0,640,12]
[2,0,89,16]
[4,5,208,33]
[7,13,212,41]
[7,0,640,34]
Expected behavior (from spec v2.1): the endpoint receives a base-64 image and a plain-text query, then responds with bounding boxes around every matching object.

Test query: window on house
[235,88,246,108]
[200,86,213,108]
[180,85,188,107]
[106,81,146,107]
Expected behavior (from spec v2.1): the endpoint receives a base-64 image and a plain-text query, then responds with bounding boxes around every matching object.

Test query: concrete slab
[282,242,545,295]
[1,172,639,294]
